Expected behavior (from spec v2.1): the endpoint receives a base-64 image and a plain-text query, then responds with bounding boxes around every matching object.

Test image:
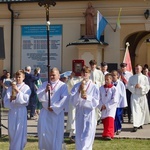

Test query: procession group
[0,60,150,150]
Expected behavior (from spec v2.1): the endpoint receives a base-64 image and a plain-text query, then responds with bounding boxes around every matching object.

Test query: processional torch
[38,0,56,107]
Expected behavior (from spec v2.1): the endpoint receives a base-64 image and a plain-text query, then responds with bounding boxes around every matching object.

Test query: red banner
[123,43,133,73]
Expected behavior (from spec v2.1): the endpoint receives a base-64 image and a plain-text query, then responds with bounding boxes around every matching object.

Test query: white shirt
[90,68,105,87]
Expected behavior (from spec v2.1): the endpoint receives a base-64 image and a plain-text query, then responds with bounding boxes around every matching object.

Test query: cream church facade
[0,0,150,76]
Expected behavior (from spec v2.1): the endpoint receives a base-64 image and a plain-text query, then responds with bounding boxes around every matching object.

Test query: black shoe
[116,130,121,135]
[97,119,101,125]
[30,116,36,120]
[103,136,112,140]
[138,126,143,129]
[27,116,30,120]
[128,119,132,123]
[131,127,137,132]
[69,137,75,143]
[123,114,127,117]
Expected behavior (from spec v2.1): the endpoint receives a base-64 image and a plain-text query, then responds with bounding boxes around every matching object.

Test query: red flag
[123,42,133,73]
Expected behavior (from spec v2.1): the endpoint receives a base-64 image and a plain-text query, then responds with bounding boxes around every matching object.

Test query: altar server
[4,70,31,150]
[70,66,99,150]
[112,70,127,135]
[98,73,118,140]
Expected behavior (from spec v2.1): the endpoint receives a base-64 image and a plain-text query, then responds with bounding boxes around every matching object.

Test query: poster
[21,25,62,81]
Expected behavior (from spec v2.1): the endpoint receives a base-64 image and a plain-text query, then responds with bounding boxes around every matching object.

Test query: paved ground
[1,110,150,139]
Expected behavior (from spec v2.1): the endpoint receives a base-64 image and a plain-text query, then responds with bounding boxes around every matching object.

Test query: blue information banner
[22,25,62,36]
[21,25,62,81]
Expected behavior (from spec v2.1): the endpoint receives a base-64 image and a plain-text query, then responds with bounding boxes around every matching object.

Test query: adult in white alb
[127,64,150,132]
[89,60,104,125]
[120,63,133,123]
[70,66,99,150]
[4,70,31,150]
[141,67,150,124]
[37,68,68,150]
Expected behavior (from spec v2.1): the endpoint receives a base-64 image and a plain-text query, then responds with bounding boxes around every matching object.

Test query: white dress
[127,73,150,127]
[70,80,99,150]
[4,82,31,150]
[37,80,68,150]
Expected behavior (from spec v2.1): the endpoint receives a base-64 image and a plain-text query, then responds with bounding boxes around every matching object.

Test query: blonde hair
[81,66,91,73]
[34,67,40,74]
[15,69,25,77]
[111,70,119,76]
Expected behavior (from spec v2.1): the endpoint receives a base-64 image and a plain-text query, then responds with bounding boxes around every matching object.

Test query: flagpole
[107,22,116,32]
[38,0,56,107]
[114,24,117,32]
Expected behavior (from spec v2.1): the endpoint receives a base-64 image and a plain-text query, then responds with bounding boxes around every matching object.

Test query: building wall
[0,19,11,73]
[0,0,150,75]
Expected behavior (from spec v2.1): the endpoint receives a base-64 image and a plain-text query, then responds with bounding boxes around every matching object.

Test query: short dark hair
[135,64,142,68]
[144,64,148,69]
[89,60,97,65]
[120,63,127,68]
[101,62,107,67]
[105,73,113,79]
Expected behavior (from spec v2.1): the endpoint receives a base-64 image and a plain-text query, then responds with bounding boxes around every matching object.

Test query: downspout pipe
[7,3,14,77]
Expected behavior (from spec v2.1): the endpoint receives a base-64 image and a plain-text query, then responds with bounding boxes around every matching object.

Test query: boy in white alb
[70,66,99,150]
[112,70,127,135]
[4,70,31,150]
[98,73,118,140]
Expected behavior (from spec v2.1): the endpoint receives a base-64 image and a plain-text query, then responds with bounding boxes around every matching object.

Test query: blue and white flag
[96,11,108,41]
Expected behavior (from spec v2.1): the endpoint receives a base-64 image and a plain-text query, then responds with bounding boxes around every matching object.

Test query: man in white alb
[127,64,149,132]
[37,68,68,150]
[120,63,133,123]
